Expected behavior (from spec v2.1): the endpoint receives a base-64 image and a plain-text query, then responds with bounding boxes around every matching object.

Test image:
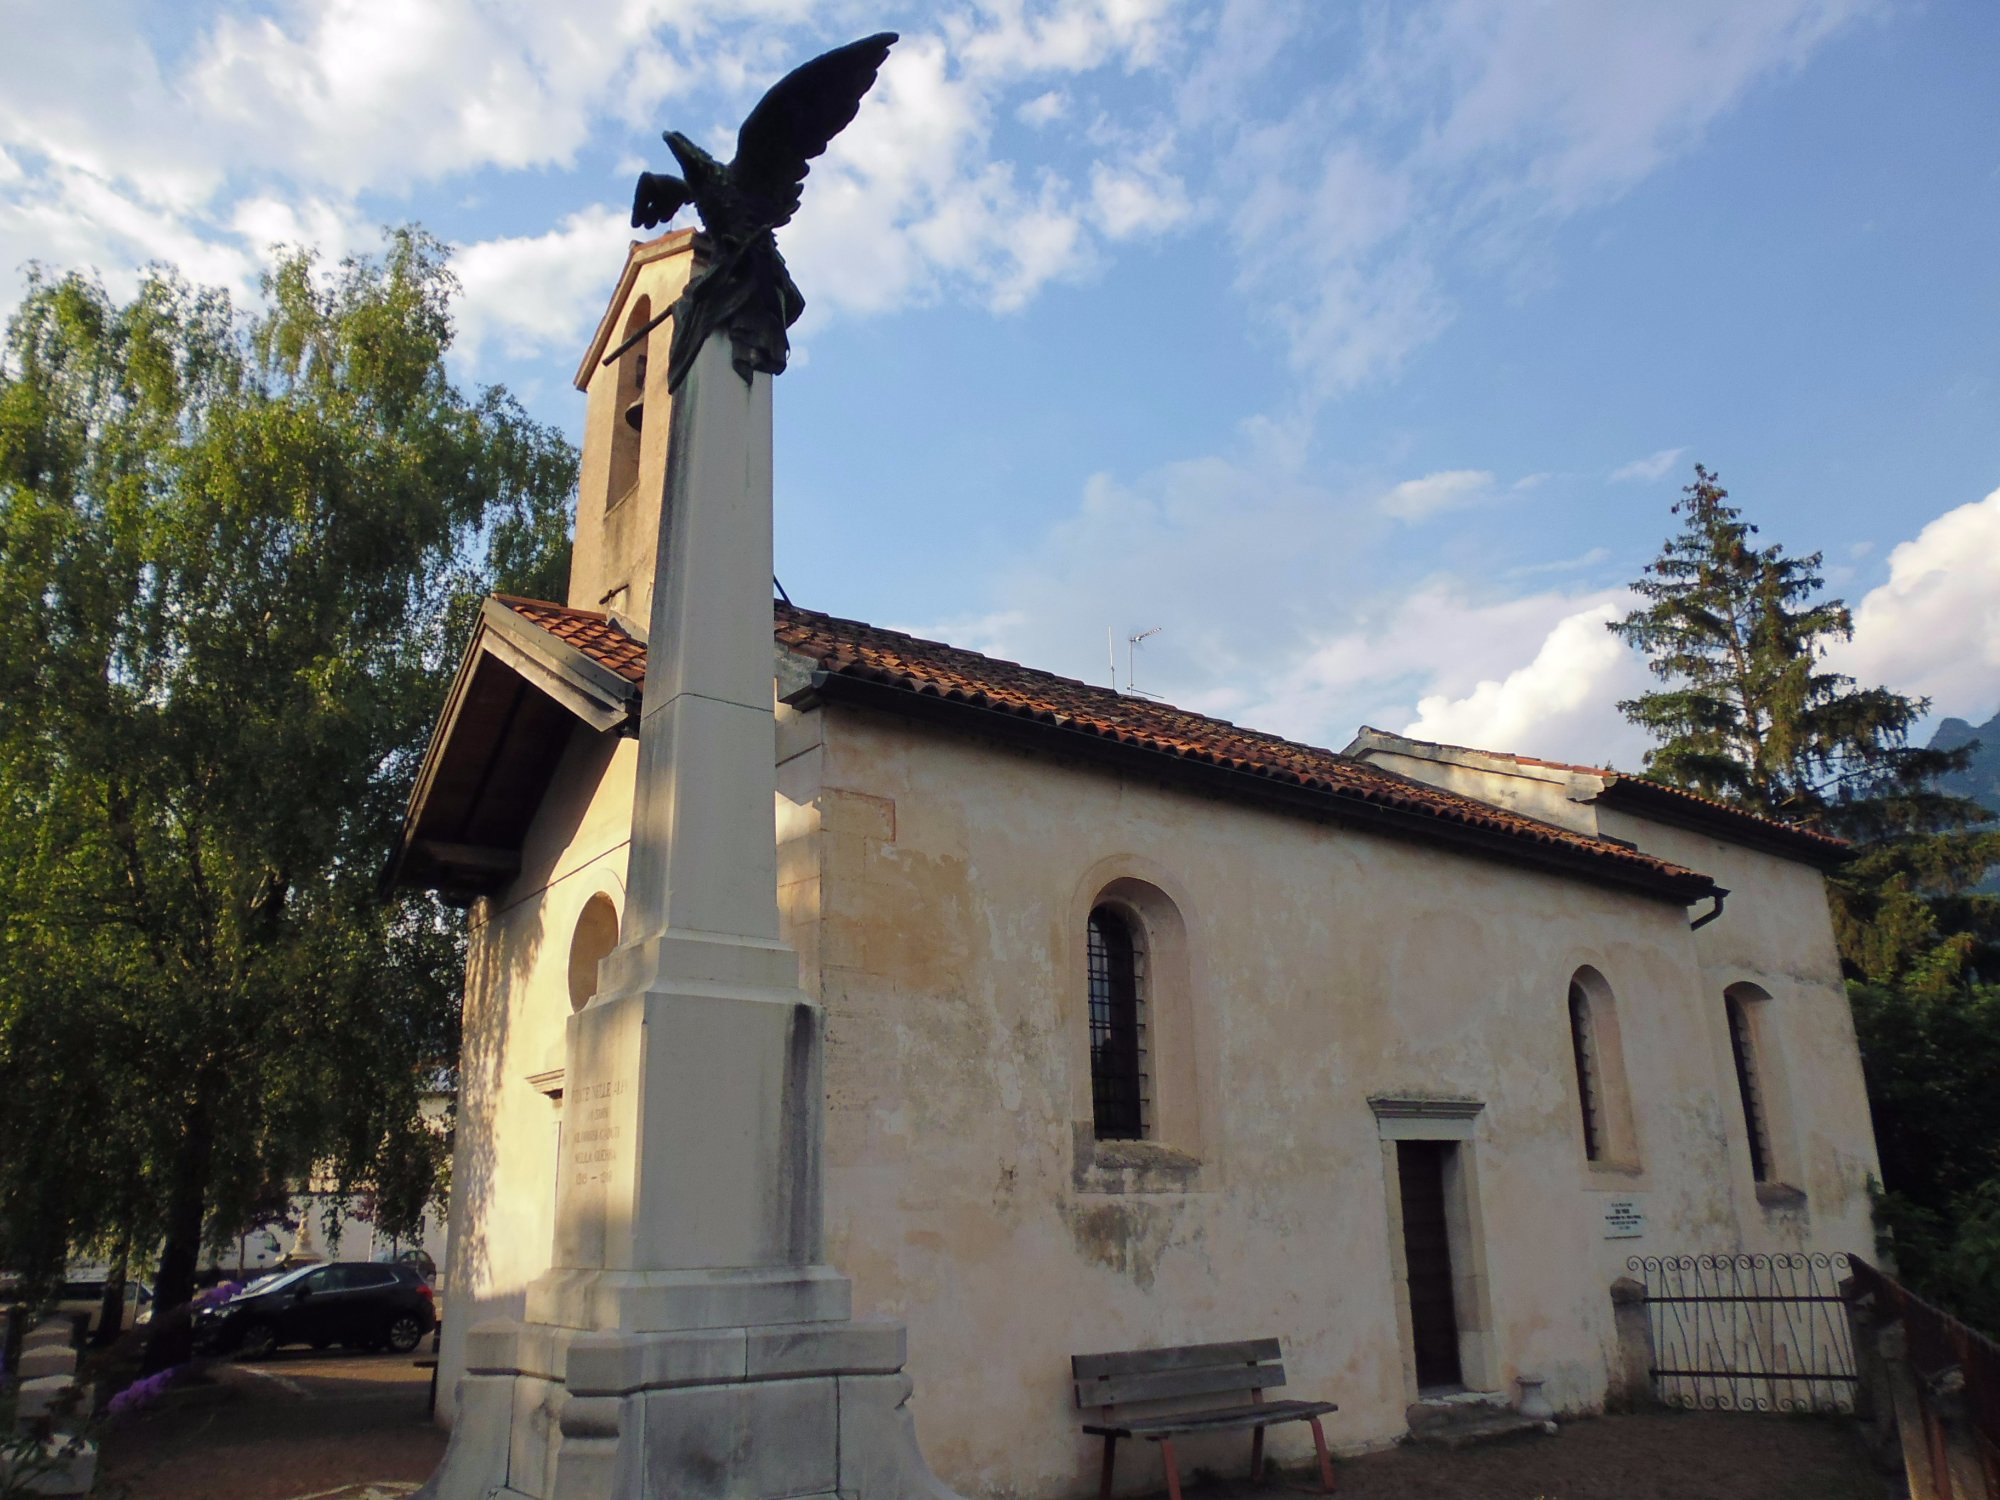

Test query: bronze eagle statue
[628,32,898,392]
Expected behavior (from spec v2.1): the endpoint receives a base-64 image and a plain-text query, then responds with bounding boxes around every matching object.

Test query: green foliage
[1610,465,2000,988]
[1856,974,2000,1336]
[0,229,575,1314]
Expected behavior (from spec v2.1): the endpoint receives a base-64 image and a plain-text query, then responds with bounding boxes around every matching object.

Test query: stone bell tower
[565,228,702,627]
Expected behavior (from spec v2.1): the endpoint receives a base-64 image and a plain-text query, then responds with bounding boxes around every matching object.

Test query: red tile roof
[492,595,1716,901]
[496,595,647,684]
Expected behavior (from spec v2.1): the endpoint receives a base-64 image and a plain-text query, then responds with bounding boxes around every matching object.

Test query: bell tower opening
[564,228,702,615]
[606,296,650,512]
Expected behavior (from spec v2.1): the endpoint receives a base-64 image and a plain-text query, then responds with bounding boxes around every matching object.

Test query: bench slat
[1077,1361,1286,1409]
[1072,1338,1282,1381]
[1082,1398,1338,1439]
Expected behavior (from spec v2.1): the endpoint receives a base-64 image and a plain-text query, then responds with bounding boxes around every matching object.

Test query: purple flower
[106,1365,184,1415]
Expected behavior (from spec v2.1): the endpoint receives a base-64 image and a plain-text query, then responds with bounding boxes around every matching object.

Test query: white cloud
[781,16,1190,323]
[1379,468,1494,522]
[1213,0,1869,395]
[0,0,1195,347]
[1403,599,1653,765]
[1504,546,1611,579]
[1610,446,1687,483]
[1378,485,2000,771]
[1018,90,1070,127]
[903,422,1655,767]
[452,206,636,368]
[1090,153,1193,240]
[946,0,1181,78]
[1841,486,2000,720]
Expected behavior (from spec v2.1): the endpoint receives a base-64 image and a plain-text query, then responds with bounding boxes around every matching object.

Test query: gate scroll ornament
[1629,1252,1859,1412]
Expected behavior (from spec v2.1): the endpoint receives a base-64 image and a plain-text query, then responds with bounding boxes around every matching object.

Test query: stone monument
[419,34,964,1500]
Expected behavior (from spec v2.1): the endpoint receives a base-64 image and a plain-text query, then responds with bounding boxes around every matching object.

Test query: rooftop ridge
[1349,724,1848,854]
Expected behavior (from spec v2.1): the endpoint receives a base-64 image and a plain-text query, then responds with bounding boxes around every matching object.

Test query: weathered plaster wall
[435,698,1877,1496]
[1356,747,1877,1256]
[434,699,823,1422]
[806,708,1875,1498]
[1595,807,1878,1253]
[435,724,636,1421]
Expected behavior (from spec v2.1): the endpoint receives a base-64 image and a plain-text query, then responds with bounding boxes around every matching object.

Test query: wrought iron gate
[1628,1253,1859,1412]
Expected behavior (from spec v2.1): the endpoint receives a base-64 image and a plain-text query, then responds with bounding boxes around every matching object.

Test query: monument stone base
[418,1302,961,1500]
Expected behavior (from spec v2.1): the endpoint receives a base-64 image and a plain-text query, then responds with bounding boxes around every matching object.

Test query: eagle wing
[632,172,691,230]
[730,32,897,229]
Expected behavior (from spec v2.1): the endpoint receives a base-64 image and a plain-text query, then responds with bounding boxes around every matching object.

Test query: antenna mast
[1125,627,1162,699]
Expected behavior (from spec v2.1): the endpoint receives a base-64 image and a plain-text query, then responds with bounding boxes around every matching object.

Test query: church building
[393,231,1880,1497]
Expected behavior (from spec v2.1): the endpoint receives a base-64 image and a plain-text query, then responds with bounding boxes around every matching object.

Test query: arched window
[1725,987,1773,1183]
[1568,979,1605,1162]
[1087,904,1148,1141]
[606,297,650,508]
[1566,967,1640,1171]
[567,894,620,1012]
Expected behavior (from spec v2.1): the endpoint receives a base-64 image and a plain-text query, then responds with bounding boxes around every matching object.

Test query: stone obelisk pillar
[422,338,961,1500]
[533,330,837,1325]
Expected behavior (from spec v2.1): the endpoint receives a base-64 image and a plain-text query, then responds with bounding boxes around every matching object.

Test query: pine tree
[1610,465,2000,987]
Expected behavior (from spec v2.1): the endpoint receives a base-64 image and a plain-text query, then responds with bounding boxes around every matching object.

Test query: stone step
[1404,1390,1513,1430]
[1406,1406,1555,1450]
[1404,1390,1555,1448]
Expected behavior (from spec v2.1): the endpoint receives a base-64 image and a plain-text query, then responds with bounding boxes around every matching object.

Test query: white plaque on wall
[1603,1199,1645,1239]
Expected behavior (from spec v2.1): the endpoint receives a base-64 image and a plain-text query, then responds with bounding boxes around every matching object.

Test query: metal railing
[1627,1252,1858,1412]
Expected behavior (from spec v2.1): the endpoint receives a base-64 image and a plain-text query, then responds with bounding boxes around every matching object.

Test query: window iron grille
[1726,993,1772,1183]
[1569,981,1604,1162]
[1087,906,1149,1140]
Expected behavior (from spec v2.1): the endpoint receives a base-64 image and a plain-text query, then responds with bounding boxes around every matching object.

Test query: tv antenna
[1124,627,1163,700]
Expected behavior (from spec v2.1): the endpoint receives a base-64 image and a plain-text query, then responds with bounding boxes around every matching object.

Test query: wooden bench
[1072,1338,1337,1500]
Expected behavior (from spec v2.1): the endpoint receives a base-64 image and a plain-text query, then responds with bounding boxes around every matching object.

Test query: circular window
[567,894,619,1012]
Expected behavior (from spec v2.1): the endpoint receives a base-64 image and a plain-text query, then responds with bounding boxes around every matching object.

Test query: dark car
[196,1261,435,1358]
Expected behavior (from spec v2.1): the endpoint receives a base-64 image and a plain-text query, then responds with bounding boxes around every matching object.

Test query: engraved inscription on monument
[572,1076,629,1185]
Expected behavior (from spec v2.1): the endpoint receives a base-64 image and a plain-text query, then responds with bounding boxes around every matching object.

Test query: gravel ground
[1205,1410,1896,1500]
[96,1348,444,1500]
[93,1361,1892,1500]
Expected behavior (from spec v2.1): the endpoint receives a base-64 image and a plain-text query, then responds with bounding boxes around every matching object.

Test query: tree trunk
[92,1237,130,1347]
[152,1093,216,1317]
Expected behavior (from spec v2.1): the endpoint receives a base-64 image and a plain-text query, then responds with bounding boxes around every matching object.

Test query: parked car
[194,1261,435,1358]
[386,1246,437,1283]
[0,1275,152,1337]
[57,1278,153,1335]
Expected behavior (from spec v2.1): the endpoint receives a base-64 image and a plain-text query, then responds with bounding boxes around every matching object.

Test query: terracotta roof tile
[493,595,1714,899]
[495,595,647,685]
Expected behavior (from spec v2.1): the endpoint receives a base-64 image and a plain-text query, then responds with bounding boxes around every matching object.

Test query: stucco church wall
[432,697,1879,1493]
[1594,807,1878,1251]
[804,707,1873,1499]
[436,725,636,1421]
[1355,749,1876,1260]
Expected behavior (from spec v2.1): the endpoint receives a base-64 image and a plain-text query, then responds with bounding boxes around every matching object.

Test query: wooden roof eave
[477,596,639,733]
[384,597,642,897]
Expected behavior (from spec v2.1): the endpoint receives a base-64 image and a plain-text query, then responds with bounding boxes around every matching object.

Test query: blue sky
[5,0,1998,765]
